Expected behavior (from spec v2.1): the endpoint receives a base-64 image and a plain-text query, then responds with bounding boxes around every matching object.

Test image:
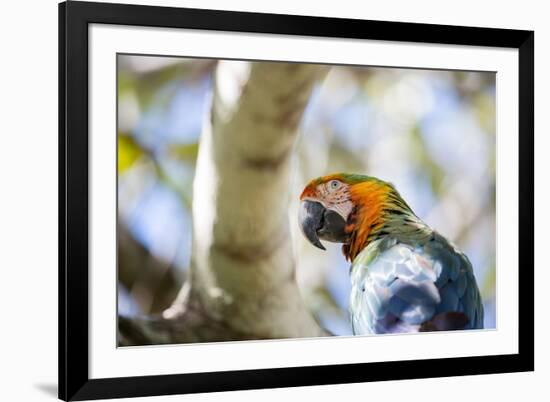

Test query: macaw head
[299,173,414,261]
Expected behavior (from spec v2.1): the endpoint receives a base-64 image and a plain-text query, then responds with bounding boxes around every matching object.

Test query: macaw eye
[329,180,340,190]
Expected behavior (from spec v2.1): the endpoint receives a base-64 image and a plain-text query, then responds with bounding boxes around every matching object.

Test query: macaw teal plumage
[299,173,484,334]
[349,233,483,334]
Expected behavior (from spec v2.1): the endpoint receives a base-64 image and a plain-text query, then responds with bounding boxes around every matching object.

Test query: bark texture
[119,61,328,345]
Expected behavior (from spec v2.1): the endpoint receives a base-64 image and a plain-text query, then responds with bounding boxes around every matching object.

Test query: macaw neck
[342,182,430,262]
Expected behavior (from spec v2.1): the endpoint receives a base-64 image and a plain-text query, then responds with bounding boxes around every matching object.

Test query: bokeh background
[117,55,496,335]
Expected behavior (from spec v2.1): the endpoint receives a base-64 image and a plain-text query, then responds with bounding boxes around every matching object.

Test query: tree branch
[118,220,182,314]
[120,61,329,345]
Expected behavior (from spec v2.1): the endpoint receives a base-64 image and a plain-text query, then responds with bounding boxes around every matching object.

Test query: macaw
[298,173,484,334]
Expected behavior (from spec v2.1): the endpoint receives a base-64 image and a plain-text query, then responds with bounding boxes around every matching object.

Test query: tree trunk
[119,61,328,345]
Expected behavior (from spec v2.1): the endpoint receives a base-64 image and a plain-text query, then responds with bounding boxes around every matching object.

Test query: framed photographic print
[59,1,534,400]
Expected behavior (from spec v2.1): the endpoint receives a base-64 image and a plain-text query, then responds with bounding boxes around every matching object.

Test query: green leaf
[118,134,145,173]
[167,142,199,163]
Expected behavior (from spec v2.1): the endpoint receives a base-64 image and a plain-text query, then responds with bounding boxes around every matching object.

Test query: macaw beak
[299,200,349,251]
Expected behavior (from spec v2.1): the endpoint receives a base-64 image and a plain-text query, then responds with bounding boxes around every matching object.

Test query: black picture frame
[59,1,534,400]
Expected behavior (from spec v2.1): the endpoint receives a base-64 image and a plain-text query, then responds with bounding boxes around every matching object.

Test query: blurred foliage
[118,133,145,174]
[167,142,199,163]
[117,55,496,334]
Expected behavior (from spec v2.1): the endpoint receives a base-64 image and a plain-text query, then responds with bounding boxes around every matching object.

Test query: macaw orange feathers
[345,180,392,261]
